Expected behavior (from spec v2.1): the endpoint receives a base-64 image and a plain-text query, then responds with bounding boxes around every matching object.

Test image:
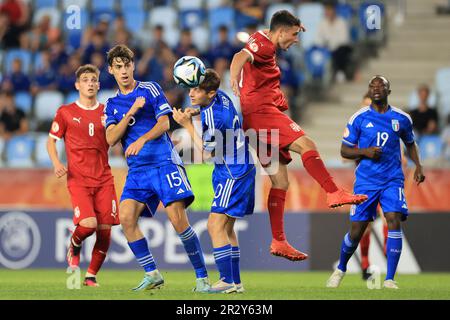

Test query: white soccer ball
[173,56,206,88]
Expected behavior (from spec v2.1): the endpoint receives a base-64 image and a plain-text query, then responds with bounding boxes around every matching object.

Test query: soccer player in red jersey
[47,64,119,287]
[230,10,368,261]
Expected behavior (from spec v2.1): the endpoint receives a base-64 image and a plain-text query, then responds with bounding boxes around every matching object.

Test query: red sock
[360,230,371,270]
[87,229,111,275]
[301,150,339,193]
[72,225,96,246]
[268,188,287,241]
[383,222,388,256]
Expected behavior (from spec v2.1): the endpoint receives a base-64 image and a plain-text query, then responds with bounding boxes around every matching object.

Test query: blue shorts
[350,184,408,222]
[211,168,255,218]
[121,163,194,217]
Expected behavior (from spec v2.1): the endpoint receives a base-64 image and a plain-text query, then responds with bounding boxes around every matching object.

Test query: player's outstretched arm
[341,144,382,160]
[405,142,425,185]
[47,137,67,178]
[230,50,252,97]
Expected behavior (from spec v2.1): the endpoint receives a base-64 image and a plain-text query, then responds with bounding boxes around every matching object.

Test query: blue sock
[213,244,233,284]
[386,230,403,280]
[231,246,241,284]
[128,238,156,273]
[178,226,208,278]
[337,233,358,272]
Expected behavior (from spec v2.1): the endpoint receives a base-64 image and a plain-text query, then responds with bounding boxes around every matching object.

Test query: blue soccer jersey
[104,81,182,169]
[200,90,255,218]
[342,105,415,189]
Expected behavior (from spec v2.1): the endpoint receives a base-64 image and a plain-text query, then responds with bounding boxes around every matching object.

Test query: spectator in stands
[234,0,265,29]
[0,0,30,49]
[90,52,116,90]
[49,40,69,73]
[0,90,28,140]
[82,30,109,64]
[28,14,59,52]
[442,114,450,161]
[410,84,439,136]
[208,25,239,65]
[175,28,199,57]
[315,1,353,82]
[149,25,170,54]
[30,50,57,95]
[136,47,165,82]
[1,58,30,92]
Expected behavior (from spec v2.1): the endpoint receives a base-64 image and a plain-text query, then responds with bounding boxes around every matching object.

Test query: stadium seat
[297,3,325,49]
[435,67,450,96]
[148,6,178,30]
[62,0,89,9]
[5,135,35,168]
[4,49,32,74]
[14,91,33,115]
[123,11,146,33]
[191,26,210,53]
[98,90,117,104]
[418,135,443,161]
[91,0,116,12]
[162,27,181,48]
[205,0,223,9]
[208,7,235,32]
[35,133,63,167]
[0,137,5,167]
[304,46,331,79]
[180,9,205,29]
[407,89,438,110]
[64,91,79,104]
[119,0,144,11]
[33,52,45,73]
[34,0,58,8]
[34,91,64,122]
[336,3,355,21]
[176,0,203,10]
[265,4,296,26]
[92,10,117,26]
[63,8,89,52]
[33,7,61,28]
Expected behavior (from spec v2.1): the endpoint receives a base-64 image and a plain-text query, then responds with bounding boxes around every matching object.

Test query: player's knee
[119,209,136,229]
[291,136,317,154]
[79,218,97,229]
[271,179,289,190]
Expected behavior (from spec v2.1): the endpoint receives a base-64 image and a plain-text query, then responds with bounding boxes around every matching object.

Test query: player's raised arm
[230,50,252,97]
[105,96,145,146]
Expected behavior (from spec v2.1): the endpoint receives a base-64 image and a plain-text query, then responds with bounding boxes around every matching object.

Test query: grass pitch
[0,269,449,300]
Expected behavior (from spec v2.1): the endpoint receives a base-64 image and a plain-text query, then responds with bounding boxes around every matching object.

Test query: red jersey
[49,101,114,188]
[239,30,288,115]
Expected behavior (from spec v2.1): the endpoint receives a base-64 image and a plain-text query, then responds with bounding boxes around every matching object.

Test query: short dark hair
[106,44,134,66]
[270,10,301,31]
[75,64,100,80]
[199,69,220,93]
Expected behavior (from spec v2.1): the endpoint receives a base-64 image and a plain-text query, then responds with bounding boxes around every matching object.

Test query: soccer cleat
[362,268,372,281]
[132,270,164,291]
[192,277,211,293]
[235,283,245,293]
[326,269,346,288]
[66,238,81,268]
[383,280,399,289]
[208,279,237,294]
[270,239,308,261]
[83,277,99,287]
[327,189,368,208]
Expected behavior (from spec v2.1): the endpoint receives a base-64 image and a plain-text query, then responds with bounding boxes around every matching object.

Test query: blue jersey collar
[370,104,391,114]
[118,80,140,97]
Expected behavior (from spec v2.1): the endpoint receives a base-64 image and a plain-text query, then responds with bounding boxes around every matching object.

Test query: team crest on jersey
[392,119,400,132]
[248,38,259,53]
[51,121,59,133]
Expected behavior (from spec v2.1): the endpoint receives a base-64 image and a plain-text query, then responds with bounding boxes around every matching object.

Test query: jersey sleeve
[146,82,173,120]
[202,108,224,152]
[401,115,415,144]
[342,116,361,147]
[49,107,67,140]
[243,33,272,64]
[104,99,119,129]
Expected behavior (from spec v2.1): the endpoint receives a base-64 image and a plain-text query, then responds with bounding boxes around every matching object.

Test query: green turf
[0,269,449,300]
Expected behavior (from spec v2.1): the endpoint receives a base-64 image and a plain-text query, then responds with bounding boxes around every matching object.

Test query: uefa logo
[0,212,41,269]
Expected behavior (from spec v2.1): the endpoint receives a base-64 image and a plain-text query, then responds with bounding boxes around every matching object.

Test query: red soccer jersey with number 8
[49,101,114,187]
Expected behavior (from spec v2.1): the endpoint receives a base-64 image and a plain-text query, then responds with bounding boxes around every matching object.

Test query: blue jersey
[200,90,254,179]
[342,105,415,189]
[104,81,182,169]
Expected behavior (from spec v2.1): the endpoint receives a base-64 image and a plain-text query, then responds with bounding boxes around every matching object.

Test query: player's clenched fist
[363,146,382,160]
[129,96,146,115]
[414,166,425,185]
[230,79,240,97]
[125,137,146,157]
[54,161,68,178]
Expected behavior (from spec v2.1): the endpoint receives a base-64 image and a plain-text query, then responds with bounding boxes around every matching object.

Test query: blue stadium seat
[418,135,444,161]
[176,0,203,10]
[148,6,178,29]
[435,67,450,97]
[64,91,79,104]
[265,4,296,26]
[123,11,146,33]
[34,91,64,122]
[63,8,89,52]
[91,0,116,11]
[35,0,59,8]
[336,3,355,21]
[5,135,35,168]
[119,0,144,11]
[205,0,223,9]
[4,50,32,74]
[35,133,64,167]
[191,26,210,53]
[297,3,325,49]
[208,7,235,32]
[92,10,117,26]
[304,46,331,79]
[62,0,89,9]
[180,9,205,29]
[14,91,33,115]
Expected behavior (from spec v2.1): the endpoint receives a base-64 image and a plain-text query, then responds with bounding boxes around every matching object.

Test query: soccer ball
[173,56,206,88]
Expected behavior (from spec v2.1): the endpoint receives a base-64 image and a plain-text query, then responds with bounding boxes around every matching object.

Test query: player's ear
[387,89,391,96]
[108,65,113,75]
[74,80,80,91]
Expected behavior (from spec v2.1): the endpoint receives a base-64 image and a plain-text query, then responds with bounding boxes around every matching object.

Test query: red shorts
[68,184,120,226]
[243,108,305,165]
